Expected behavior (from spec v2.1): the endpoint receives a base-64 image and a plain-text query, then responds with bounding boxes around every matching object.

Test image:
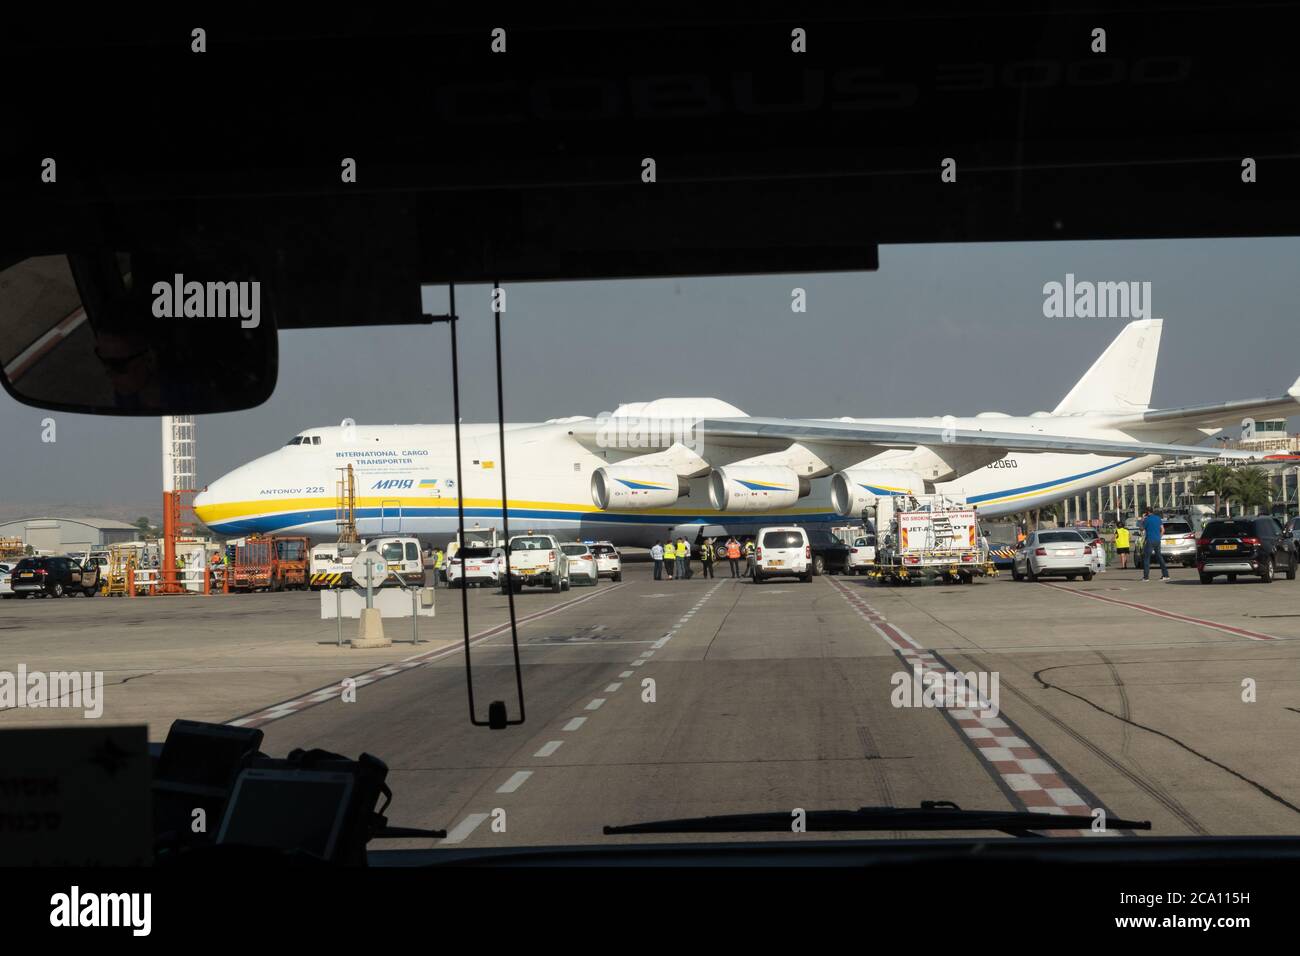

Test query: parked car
[560,543,599,586]
[1196,516,1297,583]
[444,546,500,588]
[1074,527,1107,574]
[7,555,101,597]
[1011,530,1095,582]
[589,542,622,581]
[845,533,877,574]
[1158,517,1199,567]
[0,565,12,597]
[805,528,852,575]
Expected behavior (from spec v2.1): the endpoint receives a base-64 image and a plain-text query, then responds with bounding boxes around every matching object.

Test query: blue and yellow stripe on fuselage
[195,495,840,537]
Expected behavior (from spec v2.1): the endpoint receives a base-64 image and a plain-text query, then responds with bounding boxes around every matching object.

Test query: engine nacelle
[592,466,688,510]
[708,466,810,512]
[830,469,926,517]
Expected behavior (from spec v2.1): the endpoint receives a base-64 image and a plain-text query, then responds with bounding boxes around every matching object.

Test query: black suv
[1196,516,1297,583]
[7,556,101,598]
[805,529,852,576]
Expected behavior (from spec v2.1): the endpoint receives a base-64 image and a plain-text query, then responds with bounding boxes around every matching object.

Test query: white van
[754,526,813,583]
[360,536,424,586]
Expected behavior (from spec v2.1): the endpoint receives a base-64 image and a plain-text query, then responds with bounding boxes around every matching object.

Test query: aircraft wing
[1105,377,1300,431]
[570,416,1230,459]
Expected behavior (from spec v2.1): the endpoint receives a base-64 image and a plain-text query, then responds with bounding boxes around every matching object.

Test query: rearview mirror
[0,251,277,416]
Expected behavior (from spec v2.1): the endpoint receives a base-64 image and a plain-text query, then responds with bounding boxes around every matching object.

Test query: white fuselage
[193,413,1200,546]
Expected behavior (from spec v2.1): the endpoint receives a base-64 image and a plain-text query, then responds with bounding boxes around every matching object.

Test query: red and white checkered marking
[226,583,626,729]
[829,578,1112,832]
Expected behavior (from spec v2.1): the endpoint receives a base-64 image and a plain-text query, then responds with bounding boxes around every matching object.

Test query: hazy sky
[3,237,1298,506]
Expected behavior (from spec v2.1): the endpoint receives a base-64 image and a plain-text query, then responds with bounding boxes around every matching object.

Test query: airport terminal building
[0,516,139,555]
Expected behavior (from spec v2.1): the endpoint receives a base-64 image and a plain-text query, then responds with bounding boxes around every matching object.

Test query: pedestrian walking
[1114,523,1130,569]
[744,537,756,578]
[1140,508,1169,581]
[651,540,664,580]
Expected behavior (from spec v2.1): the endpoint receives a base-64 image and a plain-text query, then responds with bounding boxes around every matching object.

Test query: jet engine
[708,466,810,512]
[592,466,689,510]
[829,469,926,517]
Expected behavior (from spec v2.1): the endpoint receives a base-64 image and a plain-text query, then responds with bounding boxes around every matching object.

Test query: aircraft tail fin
[1052,318,1162,414]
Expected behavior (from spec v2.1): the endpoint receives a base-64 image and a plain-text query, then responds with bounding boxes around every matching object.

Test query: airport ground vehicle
[1196,516,1297,583]
[560,543,600,585]
[502,534,570,593]
[1158,517,1199,567]
[360,536,425,587]
[589,541,622,580]
[230,536,310,592]
[444,546,500,588]
[753,526,813,583]
[6,555,100,597]
[1011,530,1095,582]
[309,542,358,589]
[987,542,1016,569]
[871,495,992,585]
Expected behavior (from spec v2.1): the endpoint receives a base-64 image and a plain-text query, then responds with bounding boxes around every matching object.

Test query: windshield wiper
[604,800,1152,839]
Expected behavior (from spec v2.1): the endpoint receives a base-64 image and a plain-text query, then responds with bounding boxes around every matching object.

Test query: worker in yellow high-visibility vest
[1114,524,1130,569]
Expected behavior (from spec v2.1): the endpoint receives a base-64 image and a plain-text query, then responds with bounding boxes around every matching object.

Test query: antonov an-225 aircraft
[193,319,1299,545]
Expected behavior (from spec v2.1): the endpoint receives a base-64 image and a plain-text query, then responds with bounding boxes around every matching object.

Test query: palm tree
[1194,463,1235,515]
[1227,467,1273,514]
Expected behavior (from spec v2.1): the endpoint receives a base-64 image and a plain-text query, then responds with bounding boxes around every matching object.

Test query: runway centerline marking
[534,740,564,757]
[225,583,627,729]
[441,813,489,845]
[496,771,533,794]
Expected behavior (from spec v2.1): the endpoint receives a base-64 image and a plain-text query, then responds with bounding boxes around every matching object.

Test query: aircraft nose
[193,474,233,527]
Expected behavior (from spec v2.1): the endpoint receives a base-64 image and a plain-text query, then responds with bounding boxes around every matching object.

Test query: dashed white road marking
[619,670,634,678]
[442,813,489,844]
[563,717,587,731]
[534,740,564,757]
[496,771,533,794]
[604,682,623,693]
[585,698,606,710]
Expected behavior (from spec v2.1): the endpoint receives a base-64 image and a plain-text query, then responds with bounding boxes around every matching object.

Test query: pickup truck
[500,534,570,593]
[6,555,101,598]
